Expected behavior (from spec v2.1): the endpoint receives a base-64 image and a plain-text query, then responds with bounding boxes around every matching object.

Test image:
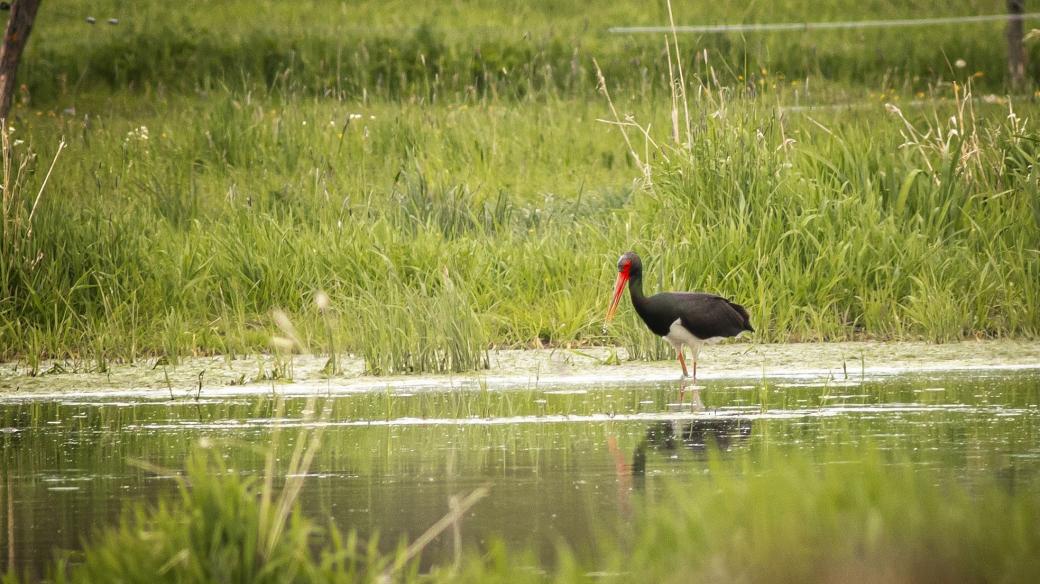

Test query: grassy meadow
[2,0,1039,375]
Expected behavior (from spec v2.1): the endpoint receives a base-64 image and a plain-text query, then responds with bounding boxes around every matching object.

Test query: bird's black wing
[665,292,754,339]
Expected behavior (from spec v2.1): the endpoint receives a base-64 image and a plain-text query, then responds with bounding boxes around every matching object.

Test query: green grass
[4,91,1038,370]
[2,0,1039,373]
[23,0,1040,104]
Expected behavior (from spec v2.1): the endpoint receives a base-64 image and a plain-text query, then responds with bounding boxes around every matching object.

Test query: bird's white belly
[664,319,722,351]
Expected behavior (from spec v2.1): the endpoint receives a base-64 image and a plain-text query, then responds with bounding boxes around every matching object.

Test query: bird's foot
[688,388,705,412]
[679,375,702,389]
[675,377,703,409]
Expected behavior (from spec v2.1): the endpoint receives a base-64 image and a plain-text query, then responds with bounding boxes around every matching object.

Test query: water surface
[1,370,1038,577]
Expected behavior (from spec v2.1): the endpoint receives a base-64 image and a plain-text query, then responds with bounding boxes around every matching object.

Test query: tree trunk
[0,0,41,120]
[1007,0,1026,89]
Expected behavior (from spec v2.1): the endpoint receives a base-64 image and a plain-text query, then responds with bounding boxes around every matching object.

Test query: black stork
[604,251,754,384]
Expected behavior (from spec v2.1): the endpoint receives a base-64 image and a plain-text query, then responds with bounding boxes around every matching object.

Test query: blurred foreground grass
[7,439,1037,583]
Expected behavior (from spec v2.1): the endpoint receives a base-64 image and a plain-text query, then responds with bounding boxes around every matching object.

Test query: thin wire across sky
[610,12,1040,34]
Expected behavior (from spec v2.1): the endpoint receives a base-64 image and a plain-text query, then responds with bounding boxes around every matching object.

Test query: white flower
[125,126,150,143]
[954,59,967,69]
[314,291,331,311]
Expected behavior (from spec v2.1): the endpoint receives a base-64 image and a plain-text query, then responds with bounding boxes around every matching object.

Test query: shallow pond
[2,370,1039,577]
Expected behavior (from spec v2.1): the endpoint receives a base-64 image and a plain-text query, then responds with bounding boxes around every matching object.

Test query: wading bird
[605,251,753,385]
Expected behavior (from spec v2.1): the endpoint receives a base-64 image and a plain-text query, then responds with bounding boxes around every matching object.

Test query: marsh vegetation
[2,1,1040,581]
[2,1,1038,374]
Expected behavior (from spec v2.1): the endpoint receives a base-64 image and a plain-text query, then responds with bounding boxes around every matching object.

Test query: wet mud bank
[1,340,1038,400]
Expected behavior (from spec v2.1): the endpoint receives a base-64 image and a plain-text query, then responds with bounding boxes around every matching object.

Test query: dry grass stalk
[886,81,983,183]
[666,0,692,145]
[593,58,651,184]
[262,396,329,560]
[380,484,491,580]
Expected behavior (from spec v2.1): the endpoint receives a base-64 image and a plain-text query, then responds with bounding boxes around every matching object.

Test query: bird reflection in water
[677,381,706,409]
[630,417,753,475]
[608,417,753,515]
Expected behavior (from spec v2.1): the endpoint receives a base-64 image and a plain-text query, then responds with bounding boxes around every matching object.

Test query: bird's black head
[606,251,642,324]
[616,251,642,278]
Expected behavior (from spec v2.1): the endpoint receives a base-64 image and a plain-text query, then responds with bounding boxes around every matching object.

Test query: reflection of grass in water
[7,372,1037,428]
[2,375,1038,580]
[13,441,1039,583]
[3,376,1038,487]
[17,400,484,583]
[27,443,412,583]
[4,407,1035,501]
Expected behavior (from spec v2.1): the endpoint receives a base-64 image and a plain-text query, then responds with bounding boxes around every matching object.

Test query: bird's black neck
[627,269,670,336]
[628,272,648,310]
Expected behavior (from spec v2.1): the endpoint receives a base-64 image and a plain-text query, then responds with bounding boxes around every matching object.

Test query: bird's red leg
[677,350,690,402]
[689,345,701,386]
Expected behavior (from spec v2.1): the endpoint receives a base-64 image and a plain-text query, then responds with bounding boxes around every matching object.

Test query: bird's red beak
[605,265,630,324]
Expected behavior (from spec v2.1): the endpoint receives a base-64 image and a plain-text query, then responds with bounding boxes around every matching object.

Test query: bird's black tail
[728,301,754,332]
